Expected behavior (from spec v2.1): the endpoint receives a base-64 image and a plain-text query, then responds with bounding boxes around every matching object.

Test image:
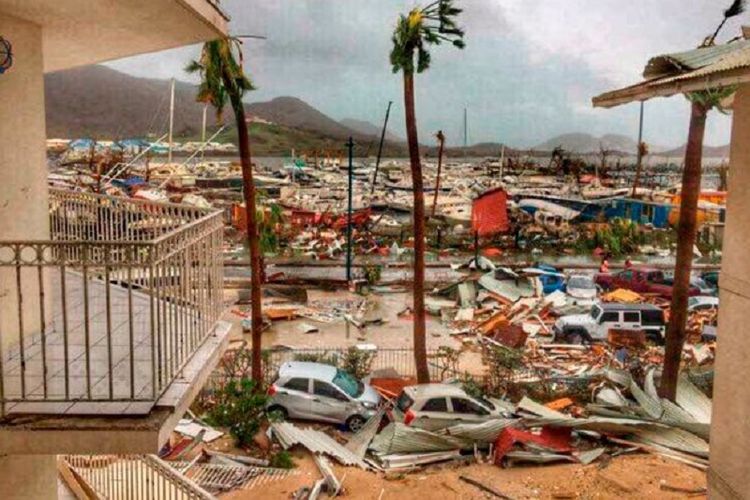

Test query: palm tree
[187,38,265,383]
[391,0,465,383]
[660,0,743,400]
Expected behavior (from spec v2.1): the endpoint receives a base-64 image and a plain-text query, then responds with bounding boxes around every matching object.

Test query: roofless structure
[594,32,750,499]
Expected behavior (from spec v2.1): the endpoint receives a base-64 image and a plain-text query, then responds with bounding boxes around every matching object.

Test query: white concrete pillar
[709,83,750,499]
[0,14,50,354]
[0,455,56,499]
[0,15,56,500]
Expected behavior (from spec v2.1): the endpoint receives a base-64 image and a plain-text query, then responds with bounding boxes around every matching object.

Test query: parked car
[266,362,381,432]
[701,270,720,291]
[391,384,505,431]
[688,295,719,312]
[553,303,666,344]
[595,267,700,299]
[526,264,566,294]
[662,275,715,296]
[566,274,598,304]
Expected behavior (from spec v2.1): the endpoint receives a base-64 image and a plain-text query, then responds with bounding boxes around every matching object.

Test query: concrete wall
[0,455,56,499]
[709,83,750,499]
[0,13,49,355]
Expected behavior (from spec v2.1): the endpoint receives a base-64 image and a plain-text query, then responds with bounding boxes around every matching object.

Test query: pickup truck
[595,267,700,300]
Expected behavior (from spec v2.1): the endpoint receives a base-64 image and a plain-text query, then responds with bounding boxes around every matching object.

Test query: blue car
[533,264,567,295]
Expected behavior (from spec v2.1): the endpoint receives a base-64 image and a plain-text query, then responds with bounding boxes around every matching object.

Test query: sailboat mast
[463,107,468,159]
[168,78,175,164]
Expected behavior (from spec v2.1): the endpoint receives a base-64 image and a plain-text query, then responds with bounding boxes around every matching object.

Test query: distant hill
[657,143,730,158]
[246,96,359,140]
[534,133,641,154]
[339,118,404,143]
[45,65,208,139]
[44,65,408,156]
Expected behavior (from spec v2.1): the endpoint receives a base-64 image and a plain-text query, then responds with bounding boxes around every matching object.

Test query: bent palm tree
[187,38,265,383]
[391,0,465,383]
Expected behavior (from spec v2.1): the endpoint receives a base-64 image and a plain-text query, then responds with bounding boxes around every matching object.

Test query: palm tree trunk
[404,71,430,384]
[225,75,264,384]
[660,101,708,401]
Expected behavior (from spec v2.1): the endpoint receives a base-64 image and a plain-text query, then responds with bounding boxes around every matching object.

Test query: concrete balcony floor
[2,269,223,416]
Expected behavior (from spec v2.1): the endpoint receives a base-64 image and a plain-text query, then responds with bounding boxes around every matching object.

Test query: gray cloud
[107,0,735,148]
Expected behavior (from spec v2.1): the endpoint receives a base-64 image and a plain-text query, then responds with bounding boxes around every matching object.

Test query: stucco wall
[709,83,750,499]
[0,14,49,355]
[0,455,56,499]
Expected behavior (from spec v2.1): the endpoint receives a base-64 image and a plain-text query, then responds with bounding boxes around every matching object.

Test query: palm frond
[725,0,746,18]
[390,1,465,75]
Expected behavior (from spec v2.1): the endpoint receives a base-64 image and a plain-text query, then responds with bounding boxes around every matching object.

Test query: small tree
[390,0,465,383]
[187,38,265,383]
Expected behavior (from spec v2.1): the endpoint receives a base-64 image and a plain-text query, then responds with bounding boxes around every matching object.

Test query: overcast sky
[108,0,744,148]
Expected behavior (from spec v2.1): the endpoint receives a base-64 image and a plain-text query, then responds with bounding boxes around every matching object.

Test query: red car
[595,267,700,300]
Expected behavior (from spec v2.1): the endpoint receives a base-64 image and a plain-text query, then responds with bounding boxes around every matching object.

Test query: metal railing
[0,189,223,414]
[62,455,215,500]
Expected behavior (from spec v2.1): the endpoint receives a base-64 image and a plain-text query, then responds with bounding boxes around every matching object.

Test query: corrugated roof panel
[644,40,750,78]
[271,422,370,469]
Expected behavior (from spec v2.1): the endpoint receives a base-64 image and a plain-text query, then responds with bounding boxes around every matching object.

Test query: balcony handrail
[0,189,224,414]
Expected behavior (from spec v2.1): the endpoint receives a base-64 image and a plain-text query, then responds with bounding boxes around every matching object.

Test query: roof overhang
[593,41,750,109]
[0,0,229,72]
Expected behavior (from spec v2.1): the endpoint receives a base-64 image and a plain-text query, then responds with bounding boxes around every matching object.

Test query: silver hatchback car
[392,383,507,431]
[266,361,382,432]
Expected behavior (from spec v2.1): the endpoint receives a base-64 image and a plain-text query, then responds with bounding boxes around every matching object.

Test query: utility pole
[346,137,355,282]
[371,101,393,194]
[432,130,445,216]
[632,101,645,198]
[201,103,208,160]
[168,78,175,164]
[463,107,468,160]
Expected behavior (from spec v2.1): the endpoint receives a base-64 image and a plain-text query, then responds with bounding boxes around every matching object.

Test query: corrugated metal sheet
[171,461,298,492]
[271,422,370,469]
[472,188,509,236]
[594,40,750,107]
[345,409,385,459]
[676,373,712,424]
[438,418,518,443]
[370,423,469,455]
[644,40,750,78]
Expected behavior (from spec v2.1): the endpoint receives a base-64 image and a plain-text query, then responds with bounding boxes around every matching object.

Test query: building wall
[0,14,49,355]
[0,455,56,499]
[709,83,750,499]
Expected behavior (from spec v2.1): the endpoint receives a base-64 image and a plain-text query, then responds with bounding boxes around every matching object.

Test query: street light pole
[346,137,355,282]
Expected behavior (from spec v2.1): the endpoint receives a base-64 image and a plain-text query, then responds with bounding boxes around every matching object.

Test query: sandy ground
[224,289,465,351]
[221,452,706,499]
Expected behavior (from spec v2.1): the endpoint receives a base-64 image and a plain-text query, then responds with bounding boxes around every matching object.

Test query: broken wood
[459,475,514,499]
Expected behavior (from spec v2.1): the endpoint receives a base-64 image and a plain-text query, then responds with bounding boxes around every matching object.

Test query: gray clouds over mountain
[107,0,741,149]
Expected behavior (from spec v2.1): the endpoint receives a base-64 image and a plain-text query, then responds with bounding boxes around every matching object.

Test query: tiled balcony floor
[1,270,204,416]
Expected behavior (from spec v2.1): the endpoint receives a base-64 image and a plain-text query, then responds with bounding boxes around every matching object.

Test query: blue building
[610,198,672,228]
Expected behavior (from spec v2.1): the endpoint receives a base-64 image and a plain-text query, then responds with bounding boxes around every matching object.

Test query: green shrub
[340,347,376,380]
[269,450,295,469]
[293,352,339,366]
[206,378,268,447]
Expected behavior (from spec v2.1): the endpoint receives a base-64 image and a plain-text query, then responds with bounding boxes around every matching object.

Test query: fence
[62,455,214,500]
[203,346,462,392]
[0,189,223,414]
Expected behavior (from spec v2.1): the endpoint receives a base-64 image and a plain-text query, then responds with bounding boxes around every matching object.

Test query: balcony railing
[62,455,214,500]
[0,189,223,415]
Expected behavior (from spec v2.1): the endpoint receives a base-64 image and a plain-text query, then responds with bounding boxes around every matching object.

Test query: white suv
[554,303,666,344]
